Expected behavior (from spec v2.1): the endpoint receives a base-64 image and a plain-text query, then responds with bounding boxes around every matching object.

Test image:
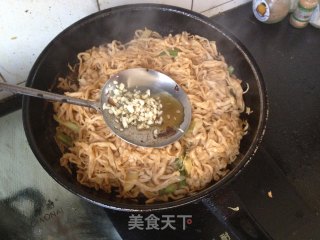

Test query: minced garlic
[103,81,163,130]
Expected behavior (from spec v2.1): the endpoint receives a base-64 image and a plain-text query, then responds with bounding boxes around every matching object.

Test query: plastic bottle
[310,3,320,28]
[289,0,299,12]
[253,0,290,23]
[290,0,318,28]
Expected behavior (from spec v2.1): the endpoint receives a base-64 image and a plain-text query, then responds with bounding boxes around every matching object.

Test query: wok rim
[22,3,269,212]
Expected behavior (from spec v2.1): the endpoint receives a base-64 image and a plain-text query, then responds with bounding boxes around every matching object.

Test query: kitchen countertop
[212,3,320,213]
[1,3,320,239]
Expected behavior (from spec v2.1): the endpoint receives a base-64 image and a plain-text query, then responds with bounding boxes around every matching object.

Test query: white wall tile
[201,0,251,17]
[98,0,192,10]
[193,0,232,13]
[0,0,98,91]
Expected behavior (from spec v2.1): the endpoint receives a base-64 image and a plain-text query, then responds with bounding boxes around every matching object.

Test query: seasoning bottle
[253,0,290,23]
[309,3,320,28]
[289,0,299,12]
[290,0,318,28]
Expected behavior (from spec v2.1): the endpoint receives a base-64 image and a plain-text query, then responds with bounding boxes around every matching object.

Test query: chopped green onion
[175,158,184,171]
[175,157,188,176]
[158,51,166,56]
[158,48,180,57]
[54,115,79,133]
[228,66,234,75]
[56,133,73,147]
[159,179,187,195]
[180,169,187,177]
[168,48,180,57]
[179,179,187,188]
[159,183,177,195]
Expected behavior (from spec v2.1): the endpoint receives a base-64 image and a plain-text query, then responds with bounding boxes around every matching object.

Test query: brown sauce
[157,92,184,130]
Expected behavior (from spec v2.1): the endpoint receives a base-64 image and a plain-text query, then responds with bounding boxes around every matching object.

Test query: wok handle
[0,81,101,111]
[202,187,272,240]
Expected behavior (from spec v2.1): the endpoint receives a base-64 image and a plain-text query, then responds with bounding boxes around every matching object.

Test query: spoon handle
[0,82,101,111]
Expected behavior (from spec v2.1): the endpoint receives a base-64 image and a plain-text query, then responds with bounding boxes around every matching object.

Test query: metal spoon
[0,68,192,148]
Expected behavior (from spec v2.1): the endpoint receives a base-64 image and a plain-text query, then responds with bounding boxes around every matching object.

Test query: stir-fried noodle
[53,29,248,203]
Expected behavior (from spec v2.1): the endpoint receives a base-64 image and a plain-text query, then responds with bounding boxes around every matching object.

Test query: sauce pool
[157,92,184,130]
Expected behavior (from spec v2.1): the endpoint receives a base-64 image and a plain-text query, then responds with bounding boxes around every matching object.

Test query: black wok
[23,3,268,223]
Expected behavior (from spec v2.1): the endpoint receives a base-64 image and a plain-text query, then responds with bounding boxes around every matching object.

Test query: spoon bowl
[101,68,192,147]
